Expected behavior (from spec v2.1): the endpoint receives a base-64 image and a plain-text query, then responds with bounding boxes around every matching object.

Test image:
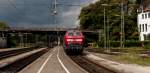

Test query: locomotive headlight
[66,39,73,42]
[75,39,83,42]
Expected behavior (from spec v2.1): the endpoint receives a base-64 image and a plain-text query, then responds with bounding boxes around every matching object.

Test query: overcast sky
[0,0,98,28]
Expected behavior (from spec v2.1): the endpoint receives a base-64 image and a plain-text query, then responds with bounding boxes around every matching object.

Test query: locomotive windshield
[75,32,81,36]
[68,32,74,36]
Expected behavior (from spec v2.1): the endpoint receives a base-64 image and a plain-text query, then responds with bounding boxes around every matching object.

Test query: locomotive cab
[63,30,84,54]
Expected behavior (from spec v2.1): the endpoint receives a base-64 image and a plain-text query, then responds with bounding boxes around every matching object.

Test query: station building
[137,0,150,41]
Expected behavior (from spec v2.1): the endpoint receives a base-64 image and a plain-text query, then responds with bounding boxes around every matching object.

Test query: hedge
[97,41,150,48]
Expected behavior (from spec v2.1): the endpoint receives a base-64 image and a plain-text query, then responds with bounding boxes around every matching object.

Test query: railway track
[0,46,118,73]
[0,47,37,60]
[70,54,117,73]
[0,47,48,72]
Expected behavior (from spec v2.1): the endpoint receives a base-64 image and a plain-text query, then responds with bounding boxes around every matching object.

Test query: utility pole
[19,33,23,48]
[35,34,38,46]
[107,16,110,51]
[120,0,125,48]
[103,5,106,49]
[48,35,50,47]
[25,33,28,47]
[52,0,59,46]
[53,0,57,15]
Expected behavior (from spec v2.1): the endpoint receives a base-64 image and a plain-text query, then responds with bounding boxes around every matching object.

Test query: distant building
[137,0,150,41]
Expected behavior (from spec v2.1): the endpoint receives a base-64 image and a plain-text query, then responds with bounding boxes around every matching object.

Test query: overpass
[0,27,99,48]
[0,27,98,33]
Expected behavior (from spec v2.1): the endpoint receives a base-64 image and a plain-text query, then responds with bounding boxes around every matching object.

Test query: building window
[145,24,147,32]
[140,24,141,32]
[143,24,144,32]
[142,14,144,19]
[148,13,150,18]
[145,14,147,19]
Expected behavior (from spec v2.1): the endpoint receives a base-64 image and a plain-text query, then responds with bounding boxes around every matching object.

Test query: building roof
[141,0,150,12]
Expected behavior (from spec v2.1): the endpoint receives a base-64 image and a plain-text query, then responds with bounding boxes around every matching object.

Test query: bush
[143,41,150,49]
[110,41,120,47]
[97,41,144,48]
[124,41,141,47]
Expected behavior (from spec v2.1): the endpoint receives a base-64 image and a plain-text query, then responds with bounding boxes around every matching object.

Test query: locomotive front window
[76,32,81,36]
[68,32,74,36]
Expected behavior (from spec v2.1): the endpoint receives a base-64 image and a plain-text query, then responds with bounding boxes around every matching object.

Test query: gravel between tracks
[69,54,116,73]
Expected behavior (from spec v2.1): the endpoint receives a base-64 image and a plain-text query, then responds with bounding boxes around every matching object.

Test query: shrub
[143,41,150,49]
[124,41,141,47]
[97,41,144,48]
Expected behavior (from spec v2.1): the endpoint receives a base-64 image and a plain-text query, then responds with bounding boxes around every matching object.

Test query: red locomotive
[63,30,84,54]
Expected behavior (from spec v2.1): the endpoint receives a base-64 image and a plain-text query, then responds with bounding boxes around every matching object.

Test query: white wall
[138,12,150,41]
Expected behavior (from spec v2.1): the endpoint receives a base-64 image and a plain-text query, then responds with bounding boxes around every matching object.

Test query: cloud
[62,8,80,17]
[91,0,100,3]
[0,0,97,28]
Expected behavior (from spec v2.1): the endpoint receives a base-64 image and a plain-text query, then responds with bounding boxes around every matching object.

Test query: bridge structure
[0,27,99,48]
[0,27,98,33]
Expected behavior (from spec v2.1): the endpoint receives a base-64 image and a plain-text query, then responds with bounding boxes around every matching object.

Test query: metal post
[54,0,57,14]
[19,33,21,47]
[21,34,24,47]
[21,33,23,47]
[120,1,125,48]
[99,29,101,42]
[26,33,27,47]
[53,0,59,46]
[46,34,48,46]
[36,34,37,46]
[48,35,50,47]
[107,16,110,51]
[123,2,125,48]
[104,6,106,49]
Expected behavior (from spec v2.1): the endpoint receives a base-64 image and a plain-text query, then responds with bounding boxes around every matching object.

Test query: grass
[112,48,150,66]
[88,47,150,66]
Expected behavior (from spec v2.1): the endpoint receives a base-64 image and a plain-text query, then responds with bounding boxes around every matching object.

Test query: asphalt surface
[19,46,87,73]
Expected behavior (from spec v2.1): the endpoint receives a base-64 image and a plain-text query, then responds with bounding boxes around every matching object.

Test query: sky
[0,0,98,28]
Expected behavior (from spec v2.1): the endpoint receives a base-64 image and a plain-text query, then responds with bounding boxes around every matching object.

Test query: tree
[0,21,9,30]
[79,0,139,41]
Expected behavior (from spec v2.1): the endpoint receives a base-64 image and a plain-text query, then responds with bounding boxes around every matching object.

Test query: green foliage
[79,0,139,41]
[125,41,141,47]
[9,34,19,47]
[142,41,150,49]
[0,21,9,30]
[113,51,150,66]
[97,41,143,47]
